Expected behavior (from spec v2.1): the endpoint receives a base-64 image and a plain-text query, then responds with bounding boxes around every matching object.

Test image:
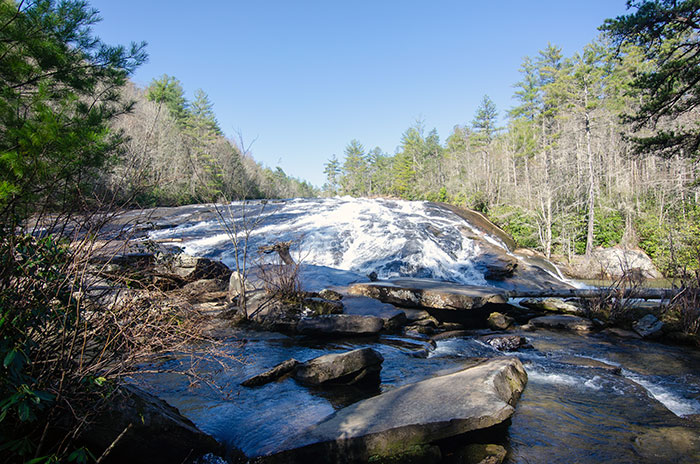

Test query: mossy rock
[368,444,441,464]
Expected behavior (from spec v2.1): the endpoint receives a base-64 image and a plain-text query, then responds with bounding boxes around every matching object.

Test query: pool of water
[135,327,700,463]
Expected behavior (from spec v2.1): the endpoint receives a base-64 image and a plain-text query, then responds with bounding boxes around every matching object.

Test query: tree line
[322,2,700,275]
[104,75,317,206]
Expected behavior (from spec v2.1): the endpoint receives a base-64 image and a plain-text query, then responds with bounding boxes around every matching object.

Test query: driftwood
[506,287,679,300]
[258,241,295,266]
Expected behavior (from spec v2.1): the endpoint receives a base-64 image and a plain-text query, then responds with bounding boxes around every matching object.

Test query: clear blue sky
[90,0,630,188]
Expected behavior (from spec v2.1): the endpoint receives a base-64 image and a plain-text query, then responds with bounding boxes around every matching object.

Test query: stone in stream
[526,314,594,332]
[633,314,664,339]
[340,295,408,332]
[480,335,530,352]
[347,278,507,311]
[241,359,300,387]
[487,312,514,330]
[293,348,384,387]
[266,357,527,463]
[297,314,384,336]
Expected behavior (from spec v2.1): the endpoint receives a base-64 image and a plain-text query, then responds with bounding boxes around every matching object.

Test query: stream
[128,198,700,463]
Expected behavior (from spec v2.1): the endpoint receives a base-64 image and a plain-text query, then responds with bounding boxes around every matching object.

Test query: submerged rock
[348,279,507,311]
[267,357,527,463]
[241,359,300,387]
[447,444,508,464]
[297,314,384,336]
[293,348,384,387]
[526,314,594,332]
[634,427,700,464]
[558,356,622,375]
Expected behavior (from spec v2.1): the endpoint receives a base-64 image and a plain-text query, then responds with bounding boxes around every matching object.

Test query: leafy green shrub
[490,205,540,249]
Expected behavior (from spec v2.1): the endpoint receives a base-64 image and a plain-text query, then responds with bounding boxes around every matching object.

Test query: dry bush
[0,212,238,463]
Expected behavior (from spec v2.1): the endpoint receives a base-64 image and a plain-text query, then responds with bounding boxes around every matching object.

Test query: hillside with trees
[105,76,317,206]
[323,3,700,276]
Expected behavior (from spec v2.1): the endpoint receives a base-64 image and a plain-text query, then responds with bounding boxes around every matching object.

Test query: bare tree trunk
[584,86,596,257]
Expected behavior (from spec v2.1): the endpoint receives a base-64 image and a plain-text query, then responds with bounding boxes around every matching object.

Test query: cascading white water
[148,197,492,285]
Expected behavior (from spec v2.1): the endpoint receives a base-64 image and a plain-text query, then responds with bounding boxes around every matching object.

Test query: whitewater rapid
[148,197,492,285]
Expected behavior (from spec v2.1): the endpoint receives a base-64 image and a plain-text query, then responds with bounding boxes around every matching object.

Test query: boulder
[341,296,409,332]
[479,252,518,280]
[241,359,300,387]
[159,254,231,282]
[526,314,594,332]
[348,279,507,311]
[487,312,514,330]
[293,348,384,387]
[241,290,302,333]
[80,385,228,464]
[228,271,257,300]
[297,314,384,336]
[633,314,664,339]
[519,297,583,315]
[561,246,662,280]
[266,357,527,463]
[481,335,530,352]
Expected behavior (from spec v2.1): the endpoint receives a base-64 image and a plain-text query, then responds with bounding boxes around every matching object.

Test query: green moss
[368,443,441,464]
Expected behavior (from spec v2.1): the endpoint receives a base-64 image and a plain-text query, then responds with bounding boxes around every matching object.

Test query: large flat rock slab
[265,357,527,463]
[347,278,507,311]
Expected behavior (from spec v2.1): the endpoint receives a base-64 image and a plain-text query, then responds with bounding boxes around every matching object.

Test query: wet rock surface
[519,297,583,314]
[634,314,664,339]
[487,312,514,330]
[297,314,384,336]
[481,335,531,352]
[241,359,300,387]
[633,427,700,464]
[348,279,507,310]
[293,348,384,387]
[526,314,594,332]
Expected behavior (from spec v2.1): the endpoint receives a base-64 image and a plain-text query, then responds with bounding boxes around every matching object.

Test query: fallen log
[507,287,679,300]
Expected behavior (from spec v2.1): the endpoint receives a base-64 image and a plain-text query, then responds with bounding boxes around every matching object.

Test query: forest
[322,20,700,276]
